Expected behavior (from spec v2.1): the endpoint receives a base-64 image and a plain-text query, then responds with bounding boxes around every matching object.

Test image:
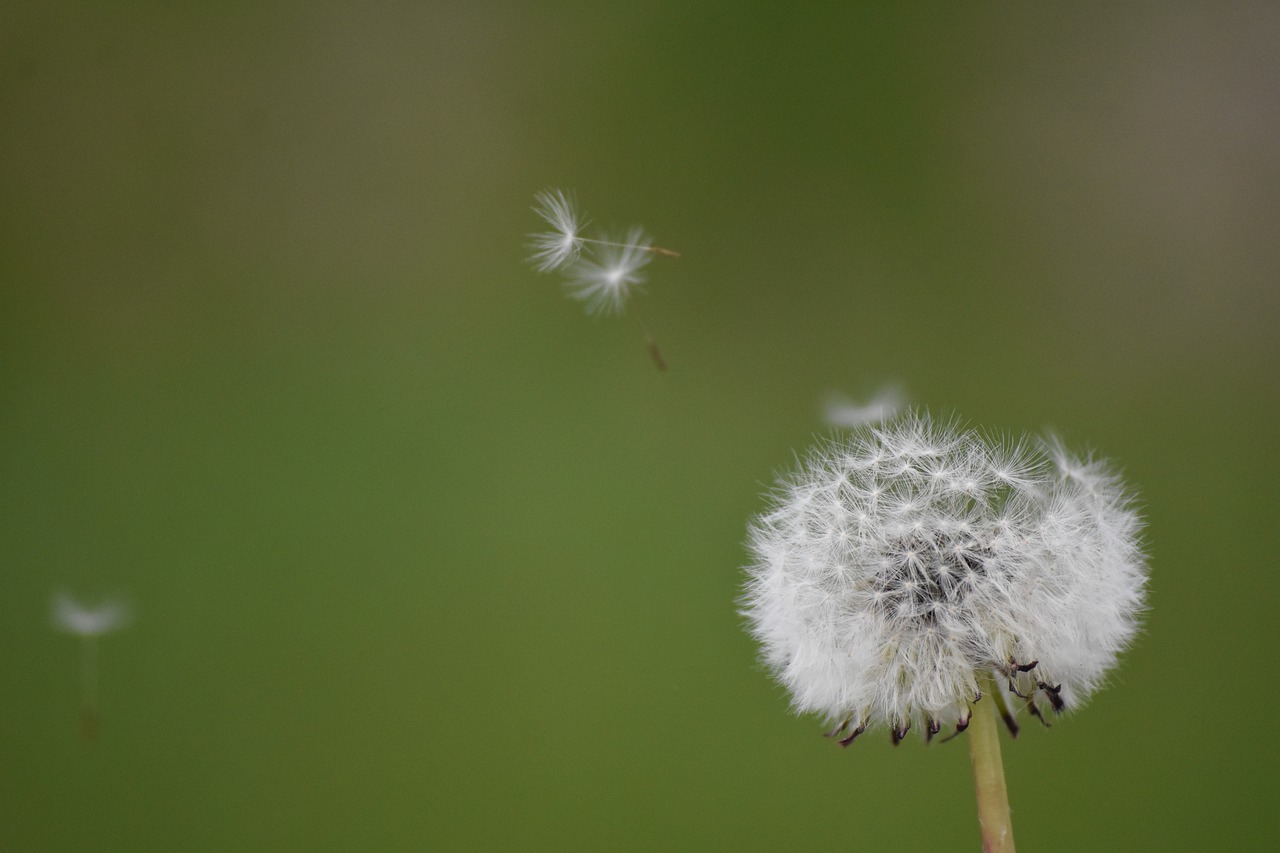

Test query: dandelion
[525,188,679,369]
[741,412,1147,851]
[562,226,653,317]
[527,188,587,273]
[823,385,906,428]
[52,590,131,741]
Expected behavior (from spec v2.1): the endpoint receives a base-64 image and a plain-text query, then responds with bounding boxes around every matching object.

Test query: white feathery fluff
[824,385,907,429]
[52,590,131,637]
[527,188,586,273]
[524,187,678,368]
[742,412,1147,743]
[561,226,653,316]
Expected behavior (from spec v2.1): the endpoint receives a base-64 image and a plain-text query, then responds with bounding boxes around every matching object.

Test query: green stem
[968,676,1015,852]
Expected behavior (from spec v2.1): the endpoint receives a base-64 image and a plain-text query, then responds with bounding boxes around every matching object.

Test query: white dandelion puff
[562,226,653,317]
[824,385,907,429]
[527,188,587,272]
[52,590,132,741]
[741,412,1147,745]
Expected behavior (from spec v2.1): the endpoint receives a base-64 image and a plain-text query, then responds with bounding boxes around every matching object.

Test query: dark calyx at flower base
[828,533,1067,747]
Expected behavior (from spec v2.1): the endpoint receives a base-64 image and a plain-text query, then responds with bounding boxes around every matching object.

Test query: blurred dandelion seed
[52,590,131,742]
[526,188,679,370]
[823,385,907,428]
[562,226,653,317]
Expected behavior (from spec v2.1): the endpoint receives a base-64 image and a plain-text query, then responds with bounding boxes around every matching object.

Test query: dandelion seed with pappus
[741,412,1148,851]
[824,385,907,429]
[527,188,587,273]
[525,188,679,370]
[562,225,653,317]
[53,590,132,742]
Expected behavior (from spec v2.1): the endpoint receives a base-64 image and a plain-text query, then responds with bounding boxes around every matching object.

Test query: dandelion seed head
[742,412,1147,740]
[562,226,652,316]
[527,188,586,272]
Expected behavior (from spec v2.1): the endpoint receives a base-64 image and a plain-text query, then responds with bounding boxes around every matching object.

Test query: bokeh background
[2,3,1277,850]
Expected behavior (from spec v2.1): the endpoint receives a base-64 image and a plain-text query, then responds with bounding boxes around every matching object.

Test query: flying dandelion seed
[527,188,587,273]
[52,590,131,741]
[562,226,653,317]
[742,411,1147,850]
[823,385,907,429]
[525,188,679,370]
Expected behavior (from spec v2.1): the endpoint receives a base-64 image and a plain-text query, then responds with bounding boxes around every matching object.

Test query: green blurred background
[2,3,1277,850]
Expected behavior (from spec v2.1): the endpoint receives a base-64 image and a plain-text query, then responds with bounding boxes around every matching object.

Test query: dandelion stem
[80,637,100,742]
[968,676,1015,853]
[630,303,667,371]
[81,636,99,712]
[578,236,680,258]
